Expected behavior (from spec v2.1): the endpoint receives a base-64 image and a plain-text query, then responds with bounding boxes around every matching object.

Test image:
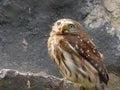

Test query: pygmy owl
[47,19,109,90]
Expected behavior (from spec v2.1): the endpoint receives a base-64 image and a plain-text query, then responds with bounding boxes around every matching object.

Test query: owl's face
[52,19,80,34]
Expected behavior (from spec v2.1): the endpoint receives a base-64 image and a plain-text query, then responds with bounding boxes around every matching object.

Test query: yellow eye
[68,24,75,30]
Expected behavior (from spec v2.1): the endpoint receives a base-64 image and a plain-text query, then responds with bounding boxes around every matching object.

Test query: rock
[84,5,108,28]
[107,73,120,90]
[0,69,120,90]
[0,69,78,90]
[103,0,119,12]
[103,0,120,18]
[103,0,120,40]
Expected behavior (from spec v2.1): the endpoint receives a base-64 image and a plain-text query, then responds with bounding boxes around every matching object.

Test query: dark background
[0,0,119,77]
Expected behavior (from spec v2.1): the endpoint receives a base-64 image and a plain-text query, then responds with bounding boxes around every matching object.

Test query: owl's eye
[57,22,61,26]
[68,24,75,30]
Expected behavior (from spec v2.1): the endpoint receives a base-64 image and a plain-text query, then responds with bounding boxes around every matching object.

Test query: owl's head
[52,19,84,34]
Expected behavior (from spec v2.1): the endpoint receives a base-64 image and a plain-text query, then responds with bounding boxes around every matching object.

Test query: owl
[47,19,109,90]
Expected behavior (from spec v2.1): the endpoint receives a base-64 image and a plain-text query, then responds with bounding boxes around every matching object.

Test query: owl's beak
[59,24,67,33]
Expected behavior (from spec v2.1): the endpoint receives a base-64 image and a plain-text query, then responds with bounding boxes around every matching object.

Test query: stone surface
[0,69,79,90]
[0,69,120,90]
[107,73,120,90]
[103,0,120,40]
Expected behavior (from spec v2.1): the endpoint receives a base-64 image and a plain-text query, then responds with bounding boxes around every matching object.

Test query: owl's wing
[63,33,109,84]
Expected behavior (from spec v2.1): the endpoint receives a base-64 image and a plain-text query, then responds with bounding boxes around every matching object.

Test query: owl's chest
[49,36,78,79]
[48,36,63,60]
[50,36,61,52]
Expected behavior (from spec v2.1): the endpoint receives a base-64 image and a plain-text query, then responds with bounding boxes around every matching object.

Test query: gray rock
[0,69,79,90]
[0,69,120,90]
[103,0,120,41]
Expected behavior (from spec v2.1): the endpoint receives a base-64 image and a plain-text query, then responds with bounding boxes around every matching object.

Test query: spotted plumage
[48,19,109,90]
